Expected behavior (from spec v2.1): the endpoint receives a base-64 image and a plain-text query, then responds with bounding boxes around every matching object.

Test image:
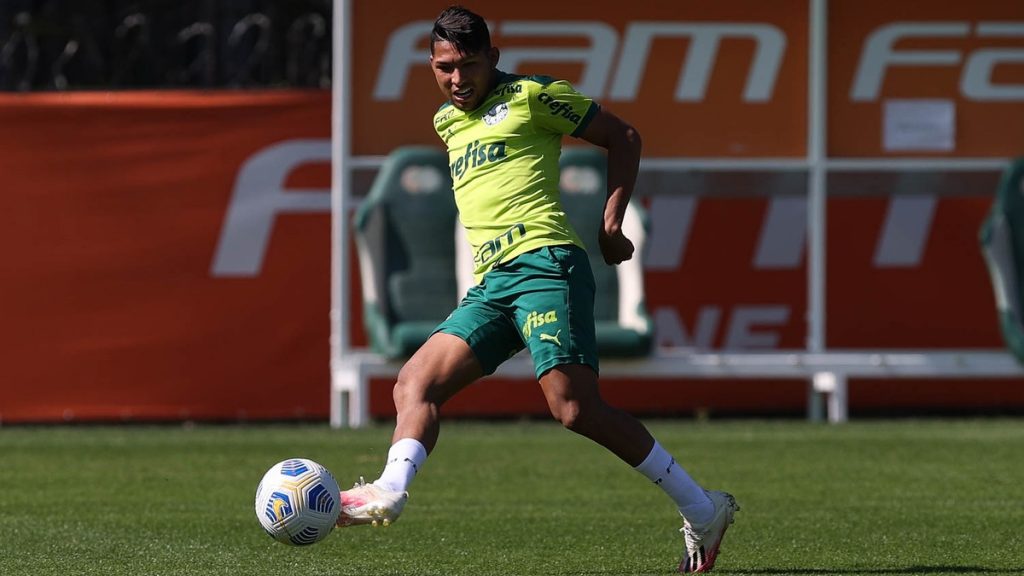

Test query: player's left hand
[598,228,634,265]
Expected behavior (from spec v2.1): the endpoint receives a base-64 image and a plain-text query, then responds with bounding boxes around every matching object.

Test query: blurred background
[1,0,1022,425]
[0,0,331,90]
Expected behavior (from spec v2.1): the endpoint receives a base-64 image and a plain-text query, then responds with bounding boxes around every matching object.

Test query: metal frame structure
[329,0,1021,428]
[329,349,1024,428]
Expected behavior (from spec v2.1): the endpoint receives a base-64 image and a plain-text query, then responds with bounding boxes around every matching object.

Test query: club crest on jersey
[482,101,509,126]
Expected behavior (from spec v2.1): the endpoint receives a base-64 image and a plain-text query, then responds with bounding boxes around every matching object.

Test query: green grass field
[1,419,1021,576]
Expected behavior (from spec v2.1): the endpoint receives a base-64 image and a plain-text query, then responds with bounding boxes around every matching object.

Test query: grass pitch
[0,419,1021,576]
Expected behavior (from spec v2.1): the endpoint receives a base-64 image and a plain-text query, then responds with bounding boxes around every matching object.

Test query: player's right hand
[598,228,634,265]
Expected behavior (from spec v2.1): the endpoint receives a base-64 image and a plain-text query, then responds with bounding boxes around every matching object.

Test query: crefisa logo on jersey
[450,139,508,181]
[537,92,582,124]
[482,101,509,126]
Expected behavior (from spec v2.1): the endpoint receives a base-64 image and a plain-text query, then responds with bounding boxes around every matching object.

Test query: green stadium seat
[979,157,1024,364]
[354,146,458,359]
[559,147,654,358]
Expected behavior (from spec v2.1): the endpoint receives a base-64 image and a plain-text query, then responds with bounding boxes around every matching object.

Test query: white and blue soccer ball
[254,458,341,546]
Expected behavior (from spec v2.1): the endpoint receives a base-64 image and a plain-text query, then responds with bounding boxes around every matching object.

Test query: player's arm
[577,107,643,265]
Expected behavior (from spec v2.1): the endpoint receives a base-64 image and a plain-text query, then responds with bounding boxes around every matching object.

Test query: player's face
[430,41,499,111]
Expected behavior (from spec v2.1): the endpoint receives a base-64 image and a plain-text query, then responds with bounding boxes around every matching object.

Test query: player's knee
[550,399,599,434]
[393,364,454,411]
[393,366,432,410]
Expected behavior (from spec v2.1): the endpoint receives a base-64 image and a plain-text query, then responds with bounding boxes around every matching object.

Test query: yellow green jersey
[432,71,599,282]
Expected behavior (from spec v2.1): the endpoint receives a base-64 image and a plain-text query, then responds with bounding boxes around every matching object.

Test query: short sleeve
[528,79,599,138]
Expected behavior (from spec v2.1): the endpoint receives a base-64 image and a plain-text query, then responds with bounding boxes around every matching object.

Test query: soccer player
[337,5,739,573]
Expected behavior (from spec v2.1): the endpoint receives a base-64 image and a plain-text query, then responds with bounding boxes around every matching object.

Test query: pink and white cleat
[336,477,408,528]
[679,490,739,573]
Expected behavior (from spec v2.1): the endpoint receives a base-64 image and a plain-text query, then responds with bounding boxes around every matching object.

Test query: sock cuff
[634,441,669,476]
[388,438,427,467]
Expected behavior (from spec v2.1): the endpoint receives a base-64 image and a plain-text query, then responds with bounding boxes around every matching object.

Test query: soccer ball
[254,458,341,546]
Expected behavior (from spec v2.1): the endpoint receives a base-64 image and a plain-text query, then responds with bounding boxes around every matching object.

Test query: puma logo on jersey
[522,310,558,339]
[539,330,562,347]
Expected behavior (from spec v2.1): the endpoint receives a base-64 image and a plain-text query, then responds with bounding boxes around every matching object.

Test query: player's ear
[488,46,500,68]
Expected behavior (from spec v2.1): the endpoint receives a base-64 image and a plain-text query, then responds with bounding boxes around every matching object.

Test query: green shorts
[434,244,599,379]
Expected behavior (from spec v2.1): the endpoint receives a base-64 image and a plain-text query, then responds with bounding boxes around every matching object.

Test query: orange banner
[353,0,1023,158]
[351,0,809,157]
[636,192,1003,350]
[0,91,333,423]
[829,0,1024,156]
[2,0,1023,423]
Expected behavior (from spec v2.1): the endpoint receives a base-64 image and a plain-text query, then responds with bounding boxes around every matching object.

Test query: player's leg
[537,366,738,572]
[520,245,738,572]
[537,363,652,463]
[337,333,482,528]
[339,286,523,528]
[391,332,484,452]
[520,246,718,519]
[538,365,716,518]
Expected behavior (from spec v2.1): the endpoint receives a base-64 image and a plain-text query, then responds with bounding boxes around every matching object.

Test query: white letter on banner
[961,23,1024,101]
[754,196,806,269]
[873,195,935,268]
[498,21,618,97]
[611,22,785,102]
[723,306,788,349]
[374,20,432,100]
[654,306,720,349]
[211,139,331,277]
[644,196,696,271]
[850,23,968,101]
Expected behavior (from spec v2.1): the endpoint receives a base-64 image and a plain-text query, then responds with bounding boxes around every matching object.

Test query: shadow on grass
[719,567,1019,575]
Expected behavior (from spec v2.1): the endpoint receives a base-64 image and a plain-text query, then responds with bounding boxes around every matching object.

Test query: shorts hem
[434,324,508,377]
[534,356,599,380]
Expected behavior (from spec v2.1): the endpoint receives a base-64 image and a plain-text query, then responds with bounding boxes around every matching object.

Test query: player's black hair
[430,5,491,55]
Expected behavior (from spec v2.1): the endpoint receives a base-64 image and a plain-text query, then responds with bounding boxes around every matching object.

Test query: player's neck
[485,69,503,95]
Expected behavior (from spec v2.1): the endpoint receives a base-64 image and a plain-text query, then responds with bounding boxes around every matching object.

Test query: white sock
[373,438,427,493]
[634,441,714,525]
